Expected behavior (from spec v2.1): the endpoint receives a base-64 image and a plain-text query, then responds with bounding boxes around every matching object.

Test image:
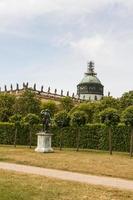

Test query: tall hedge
[0,122,41,146]
[52,124,130,152]
[0,122,130,152]
[51,124,107,150]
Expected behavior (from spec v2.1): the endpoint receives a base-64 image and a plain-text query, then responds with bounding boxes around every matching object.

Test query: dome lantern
[77,61,104,101]
[85,61,97,76]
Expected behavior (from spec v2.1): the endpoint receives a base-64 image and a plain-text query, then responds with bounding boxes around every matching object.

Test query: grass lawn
[0,145,133,180]
[0,170,133,200]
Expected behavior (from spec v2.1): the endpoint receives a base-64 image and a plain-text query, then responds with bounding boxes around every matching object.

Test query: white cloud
[70,36,105,59]
[0,0,133,32]
[1,0,131,23]
[0,0,109,17]
[0,0,133,21]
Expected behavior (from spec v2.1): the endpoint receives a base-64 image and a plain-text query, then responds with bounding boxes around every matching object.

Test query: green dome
[79,75,101,85]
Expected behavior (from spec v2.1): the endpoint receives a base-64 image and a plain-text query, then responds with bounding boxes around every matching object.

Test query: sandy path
[0,162,133,191]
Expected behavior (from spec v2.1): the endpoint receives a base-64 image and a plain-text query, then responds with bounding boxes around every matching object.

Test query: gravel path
[0,162,133,191]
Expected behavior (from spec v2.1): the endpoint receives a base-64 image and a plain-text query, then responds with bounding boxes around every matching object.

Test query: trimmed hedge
[0,122,15,145]
[0,122,41,146]
[51,124,130,152]
[0,122,131,152]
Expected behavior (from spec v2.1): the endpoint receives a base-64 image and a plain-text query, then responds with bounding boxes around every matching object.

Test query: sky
[0,0,133,97]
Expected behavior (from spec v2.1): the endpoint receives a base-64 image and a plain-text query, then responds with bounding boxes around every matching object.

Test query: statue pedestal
[35,132,54,153]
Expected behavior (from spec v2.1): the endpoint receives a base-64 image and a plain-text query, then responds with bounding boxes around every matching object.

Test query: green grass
[0,170,133,200]
[0,145,133,180]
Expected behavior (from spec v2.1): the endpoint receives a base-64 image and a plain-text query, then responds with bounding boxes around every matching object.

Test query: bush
[0,122,130,152]
[0,122,41,146]
[52,124,106,150]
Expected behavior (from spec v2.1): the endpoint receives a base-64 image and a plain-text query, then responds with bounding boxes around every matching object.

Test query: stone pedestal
[35,132,54,153]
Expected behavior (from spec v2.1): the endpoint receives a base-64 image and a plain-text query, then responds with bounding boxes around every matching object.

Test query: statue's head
[41,109,51,118]
[45,109,49,113]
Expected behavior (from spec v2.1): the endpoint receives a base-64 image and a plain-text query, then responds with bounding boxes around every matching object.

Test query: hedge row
[52,124,130,152]
[0,122,131,152]
[0,122,40,146]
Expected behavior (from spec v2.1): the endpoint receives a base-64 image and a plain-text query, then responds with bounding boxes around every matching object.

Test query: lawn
[0,145,133,180]
[0,169,133,200]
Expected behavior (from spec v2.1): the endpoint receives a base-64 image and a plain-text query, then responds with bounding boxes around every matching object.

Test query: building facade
[77,61,104,101]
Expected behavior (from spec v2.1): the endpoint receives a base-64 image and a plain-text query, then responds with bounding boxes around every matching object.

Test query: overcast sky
[0,0,132,97]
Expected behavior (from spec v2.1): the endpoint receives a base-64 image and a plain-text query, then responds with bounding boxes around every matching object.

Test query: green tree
[0,93,16,122]
[71,111,87,151]
[23,113,40,148]
[121,106,133,157]
[70,102,95,123]
[9,114,22,147]
[99,108,120,155]
[92,97,120,123]
[100,96,120,110]
[120,91,133,110]
[54,111,70,150]
[14,89,41,116]
[60,97,74,112]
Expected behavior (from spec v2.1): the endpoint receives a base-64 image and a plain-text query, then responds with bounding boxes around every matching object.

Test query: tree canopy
[60,97,74,112]
[0,93,15,122]
[14,89,41,116]
[54,111,70,127]
[121,106,133,127]
[99,108,120,126]
[71,111,88,126]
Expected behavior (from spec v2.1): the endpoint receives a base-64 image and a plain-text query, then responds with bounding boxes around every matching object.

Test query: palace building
[0,61,104,103]
[77,61,104,101]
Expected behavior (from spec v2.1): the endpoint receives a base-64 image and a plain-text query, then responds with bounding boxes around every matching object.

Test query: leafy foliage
[99,108,120,126]
[71,111,88,126]
[100,96,120,110]
[121,106,133,127]
[0,93,16,122]
[52,124,130,152]
[60,97,74,112]
[14,89,41,116]
[70,102,96,123]
[0,122,130,152]
[120,91,133,109]
[10,114,22,126]
[54,111,70,127]
[23,113,40,126]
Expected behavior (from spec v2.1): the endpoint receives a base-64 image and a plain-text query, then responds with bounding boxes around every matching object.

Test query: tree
[91,97,120,123]
[99,108,120,155]
[0,93,16,122]
[71,111,87,151]
[69,102,95,123]
[10,114,22,147]
[60,97,74,112]
[41,101,58,117]
[120,91,133,110]
[54,111,70,150]
[121,106,133,157]
[14,89,41,116]
[23,113,40,148]
[100,96,120,110]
